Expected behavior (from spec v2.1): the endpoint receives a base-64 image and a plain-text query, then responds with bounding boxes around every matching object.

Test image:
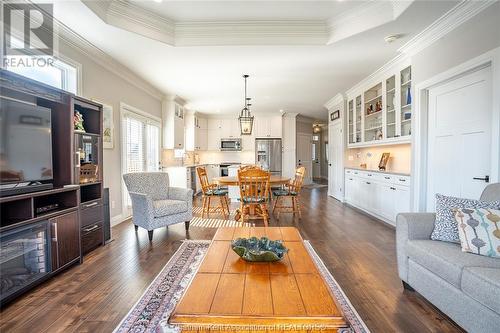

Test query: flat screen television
[0,97,53,194]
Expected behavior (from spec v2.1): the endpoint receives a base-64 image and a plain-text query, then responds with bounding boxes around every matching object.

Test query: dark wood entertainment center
[0,69,106,305]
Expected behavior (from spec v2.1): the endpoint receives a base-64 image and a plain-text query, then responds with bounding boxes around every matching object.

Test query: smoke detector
[384,34,403,43]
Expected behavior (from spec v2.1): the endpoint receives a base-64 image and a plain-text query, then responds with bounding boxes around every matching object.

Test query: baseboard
[111,213,131,227]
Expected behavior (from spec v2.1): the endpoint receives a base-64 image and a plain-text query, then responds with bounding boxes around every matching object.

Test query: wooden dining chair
[272,166,306,220]
[196,166,230,219]
[237,168,271,226]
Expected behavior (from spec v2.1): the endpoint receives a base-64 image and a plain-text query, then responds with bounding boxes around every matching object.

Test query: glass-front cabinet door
[400,66,412,137]
[348,99,355,144]
[363,83,383,142]
[355,95,362,143]
[385,75,396,139]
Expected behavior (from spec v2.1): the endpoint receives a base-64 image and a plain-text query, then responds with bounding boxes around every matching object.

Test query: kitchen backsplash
[345,143,411,174]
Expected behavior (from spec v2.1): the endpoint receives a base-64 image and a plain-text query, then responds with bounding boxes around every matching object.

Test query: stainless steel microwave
[220,138,241,151]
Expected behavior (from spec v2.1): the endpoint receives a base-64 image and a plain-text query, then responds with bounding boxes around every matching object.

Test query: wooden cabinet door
[207,129,220,151]
[196,128,208,151]
[394,185,411,220]
[174,117,184,149]
[50,211,80,271]
[269,116,282,137]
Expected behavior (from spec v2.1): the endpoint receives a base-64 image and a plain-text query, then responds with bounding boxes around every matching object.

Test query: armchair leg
[402,281,415,291]
[185,221,190,230]
[134,225,138,231]
[148,230,154,242]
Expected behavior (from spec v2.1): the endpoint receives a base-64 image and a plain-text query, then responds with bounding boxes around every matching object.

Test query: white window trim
[119,102,162,218]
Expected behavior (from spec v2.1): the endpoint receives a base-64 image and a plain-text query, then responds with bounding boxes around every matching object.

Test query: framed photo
[379,152,390,171]
[96,102,114,149]
[330,110,340,121]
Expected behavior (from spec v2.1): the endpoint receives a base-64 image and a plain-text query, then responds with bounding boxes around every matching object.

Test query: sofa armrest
[129,192,155,228]
[396,212,436,282]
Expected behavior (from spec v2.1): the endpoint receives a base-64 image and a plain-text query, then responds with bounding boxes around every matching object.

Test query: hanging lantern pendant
[239,74,254,135]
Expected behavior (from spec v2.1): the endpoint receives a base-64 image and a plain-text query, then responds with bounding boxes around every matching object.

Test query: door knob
[329,164,332,166]
[473,175,490,183]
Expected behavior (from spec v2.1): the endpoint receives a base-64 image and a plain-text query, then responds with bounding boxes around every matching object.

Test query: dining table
[213,175,291,222]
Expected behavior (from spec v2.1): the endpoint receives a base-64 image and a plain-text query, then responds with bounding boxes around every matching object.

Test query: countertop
[345,167,411,177]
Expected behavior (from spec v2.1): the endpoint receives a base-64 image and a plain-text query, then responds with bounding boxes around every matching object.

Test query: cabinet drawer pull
[84,202,98,208]
[390,187,396,190]
[399,178,406,182]
[366,182,371,185]
[367,174,372,176]
[83,225,100,233]
[384,176,390,179]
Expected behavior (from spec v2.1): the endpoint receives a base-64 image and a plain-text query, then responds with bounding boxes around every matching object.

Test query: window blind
[122,108,161,207]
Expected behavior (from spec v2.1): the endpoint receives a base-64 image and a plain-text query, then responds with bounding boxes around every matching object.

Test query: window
[4,55,79,94]
[121,106,161,208]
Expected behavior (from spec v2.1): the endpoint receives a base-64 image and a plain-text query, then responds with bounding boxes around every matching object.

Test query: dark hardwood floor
[0,187,463,333]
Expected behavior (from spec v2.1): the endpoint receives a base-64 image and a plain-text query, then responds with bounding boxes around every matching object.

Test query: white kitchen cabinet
[186,112,208,151]
[162,99,185,149]
[255,116,282,138]
[220,118,240,138]
[207,129,221,151]
[241,133,255,151]
[344,168,411,225]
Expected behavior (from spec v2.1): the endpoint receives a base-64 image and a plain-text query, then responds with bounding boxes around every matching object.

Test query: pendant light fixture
[238,74,254,135]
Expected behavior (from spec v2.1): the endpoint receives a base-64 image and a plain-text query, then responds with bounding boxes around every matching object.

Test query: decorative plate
[231,237,288,262]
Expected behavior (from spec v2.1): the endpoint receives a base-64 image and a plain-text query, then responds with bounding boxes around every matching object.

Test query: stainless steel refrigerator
[255,138,282,176]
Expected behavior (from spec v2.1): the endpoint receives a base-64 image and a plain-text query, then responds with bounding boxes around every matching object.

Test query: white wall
[58,39,163,220]
[412,2,500,85]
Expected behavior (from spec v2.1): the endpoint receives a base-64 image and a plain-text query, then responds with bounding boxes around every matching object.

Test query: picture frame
[379,152,390,171]
[330,110,340,121]
[92,100,114,149]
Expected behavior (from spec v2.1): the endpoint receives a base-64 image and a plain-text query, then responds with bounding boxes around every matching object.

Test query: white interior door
[328,121,343,200]
[297,133,313,185]
[426,66,493,210]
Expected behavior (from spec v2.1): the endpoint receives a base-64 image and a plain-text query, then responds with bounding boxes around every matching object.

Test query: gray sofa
[123,172,193,241]
[396,183,500,333]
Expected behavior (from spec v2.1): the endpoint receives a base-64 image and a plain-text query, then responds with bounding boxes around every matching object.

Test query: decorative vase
[406,86,412,105]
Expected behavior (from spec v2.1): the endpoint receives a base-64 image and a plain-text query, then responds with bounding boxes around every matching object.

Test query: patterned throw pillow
[430,194,500,243]
[454,208,500,258]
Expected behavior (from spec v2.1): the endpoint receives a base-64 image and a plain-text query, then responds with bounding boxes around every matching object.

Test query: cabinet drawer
[82,222,103,254]
[80,200,103,227]
[395,176,410,186]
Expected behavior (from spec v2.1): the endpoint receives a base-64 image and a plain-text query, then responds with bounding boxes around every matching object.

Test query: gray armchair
[123,172,193,241]
[396,183,500,333]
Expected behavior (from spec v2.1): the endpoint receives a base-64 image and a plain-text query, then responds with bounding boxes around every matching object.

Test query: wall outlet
[111,201,116,209]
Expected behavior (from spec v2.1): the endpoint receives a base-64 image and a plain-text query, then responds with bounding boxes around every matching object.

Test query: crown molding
[398,0,497,56]
[324,93,345,111]
[56,21,165,100]
[81,0,414,47]
[327,0,414,44]
[175,20,327,46]
[345,53,410,96]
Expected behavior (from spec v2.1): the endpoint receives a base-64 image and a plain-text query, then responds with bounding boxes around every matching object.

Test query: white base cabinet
[344,168,410,226]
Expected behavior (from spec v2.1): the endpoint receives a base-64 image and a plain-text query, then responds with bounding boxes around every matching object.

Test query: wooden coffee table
[169,227,347,331]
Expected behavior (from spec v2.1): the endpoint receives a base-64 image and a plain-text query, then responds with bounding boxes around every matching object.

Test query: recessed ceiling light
[384,34,403,43]
[153,0,162,3]
[279,109,284,113]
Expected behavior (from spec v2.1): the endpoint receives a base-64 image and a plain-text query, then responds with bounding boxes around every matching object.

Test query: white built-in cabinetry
[344,168,410,226]
[346,60,412,148]
[162,99,185,149]
[186,112,208,151]
[204,115,282,152]
[254,116,283,138]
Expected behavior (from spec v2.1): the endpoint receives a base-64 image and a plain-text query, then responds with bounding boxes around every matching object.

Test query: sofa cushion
[430,194,500,244]
[462,267,500,315]
[153,199,188,218]
[406,240,500,288]
[455,208,500,258]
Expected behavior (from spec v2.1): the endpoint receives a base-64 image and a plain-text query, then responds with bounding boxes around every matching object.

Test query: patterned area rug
[114,240,370,333]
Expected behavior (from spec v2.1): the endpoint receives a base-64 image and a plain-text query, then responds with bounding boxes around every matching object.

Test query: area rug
[114,240,370,333]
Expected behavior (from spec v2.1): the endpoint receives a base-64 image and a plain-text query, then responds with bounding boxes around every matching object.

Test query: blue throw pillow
[430,194,500,243]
